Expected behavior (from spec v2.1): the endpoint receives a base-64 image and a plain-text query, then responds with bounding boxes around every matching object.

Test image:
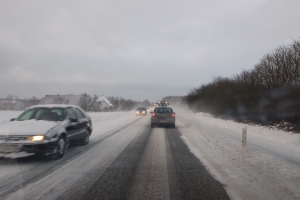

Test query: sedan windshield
[18,107,66,122]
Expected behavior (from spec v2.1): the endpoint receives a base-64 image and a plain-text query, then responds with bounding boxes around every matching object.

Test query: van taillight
[171,113,175,118]
[152,113,156,117]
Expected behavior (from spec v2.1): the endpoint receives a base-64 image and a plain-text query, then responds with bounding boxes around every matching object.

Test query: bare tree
[79,93,92,111]
[30,96,39,101]
[92,94,99,102]
[6,94,14,110]
[27,96,40,107]
[52,95,70,104]
[142,99,150,107]
[90,94,99,111]
[185,37,300,124]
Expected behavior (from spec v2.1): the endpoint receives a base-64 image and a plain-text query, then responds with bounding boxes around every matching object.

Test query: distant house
[95,96,113,111]
[40,94,92,111]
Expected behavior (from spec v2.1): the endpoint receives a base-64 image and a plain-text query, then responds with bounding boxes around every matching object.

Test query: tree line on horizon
[1,94,150,112]
[107,96,151,111]
[185,38,300,125]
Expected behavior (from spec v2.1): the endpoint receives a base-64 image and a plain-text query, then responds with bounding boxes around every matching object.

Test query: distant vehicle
[0,104,93,159]
[136,107,147,116]
[151,107,175,128]
[155,100,169,107]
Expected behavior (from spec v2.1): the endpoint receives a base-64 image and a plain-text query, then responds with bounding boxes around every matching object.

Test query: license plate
[0,145,21,153]
[160,120,167,123]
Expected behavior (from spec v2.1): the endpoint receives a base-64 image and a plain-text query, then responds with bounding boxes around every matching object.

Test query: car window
[51,108,65,120]
[66,108,77,119]
[157,103,167,107]
[18,108,65,121]
[35,109,44,119]
[74,108,86,119]
[155,108,173,113]
[18,109,35,121]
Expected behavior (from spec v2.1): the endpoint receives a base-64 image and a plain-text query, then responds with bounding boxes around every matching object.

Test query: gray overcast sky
[1,0,300,102]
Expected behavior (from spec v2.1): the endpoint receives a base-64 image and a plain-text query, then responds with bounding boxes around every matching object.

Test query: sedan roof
[29,104,77,109]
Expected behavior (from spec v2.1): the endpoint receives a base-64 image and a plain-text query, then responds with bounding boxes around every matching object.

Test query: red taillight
[171,113,175,118]
[152,113,156,117]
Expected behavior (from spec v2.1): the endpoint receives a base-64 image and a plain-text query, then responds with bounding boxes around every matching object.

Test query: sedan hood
[0,120,60,136]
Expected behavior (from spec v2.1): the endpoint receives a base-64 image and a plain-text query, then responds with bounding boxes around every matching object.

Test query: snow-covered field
[87,111,139,139]
[0,111,22,123]
[174,106,300,200]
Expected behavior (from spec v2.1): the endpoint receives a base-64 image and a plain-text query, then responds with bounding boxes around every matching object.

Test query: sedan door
[65,107,80,144]
[74,108,89,141]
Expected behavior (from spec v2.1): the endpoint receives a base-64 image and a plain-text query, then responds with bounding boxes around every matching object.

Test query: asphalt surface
[0,117,230,200]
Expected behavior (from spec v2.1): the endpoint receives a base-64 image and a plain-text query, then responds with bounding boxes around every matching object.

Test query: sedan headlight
[136,111,139,113]
[28,135,45,141]
[143,111,145,113]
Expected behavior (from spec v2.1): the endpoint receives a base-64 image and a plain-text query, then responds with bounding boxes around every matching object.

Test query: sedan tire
[52,136,66,159]
[81,130,90,145]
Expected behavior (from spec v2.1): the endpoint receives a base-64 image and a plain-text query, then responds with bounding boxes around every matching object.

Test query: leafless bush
[185,37,300,125]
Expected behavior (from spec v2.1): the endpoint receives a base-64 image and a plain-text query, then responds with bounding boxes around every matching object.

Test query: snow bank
[87,111,139,139]
[173,106,300,200]
[0,111,22,123]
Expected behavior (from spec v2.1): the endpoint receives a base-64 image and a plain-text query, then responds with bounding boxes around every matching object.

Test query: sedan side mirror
[10,118,16,121]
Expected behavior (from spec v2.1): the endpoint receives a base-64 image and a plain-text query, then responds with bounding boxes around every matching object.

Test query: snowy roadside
[87,111,139,139]
[0,111,22,124]
[174,106,300,200]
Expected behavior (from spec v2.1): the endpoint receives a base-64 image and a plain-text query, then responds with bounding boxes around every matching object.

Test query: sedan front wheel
[81,130,90,145]
[52,137,66,159]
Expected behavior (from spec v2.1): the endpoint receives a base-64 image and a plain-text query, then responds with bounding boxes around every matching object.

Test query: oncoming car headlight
[28,135,45,141]
[136,111,139,113]
[143,111,145,113]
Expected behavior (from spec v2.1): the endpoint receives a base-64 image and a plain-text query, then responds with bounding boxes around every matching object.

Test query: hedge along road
[1,116,229,200]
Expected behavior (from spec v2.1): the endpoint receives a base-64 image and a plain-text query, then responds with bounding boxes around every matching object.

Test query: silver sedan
[150,107,175,128]
[0,104,92,159]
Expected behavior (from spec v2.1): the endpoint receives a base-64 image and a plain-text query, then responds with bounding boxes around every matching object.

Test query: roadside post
[242,126,247,148]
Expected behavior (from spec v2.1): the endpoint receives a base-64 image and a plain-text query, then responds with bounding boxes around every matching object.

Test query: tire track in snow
[79,125,152,199]
[165,127,230,200]
[128,127,170,200]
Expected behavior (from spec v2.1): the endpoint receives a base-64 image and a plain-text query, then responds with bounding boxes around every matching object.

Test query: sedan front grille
[0,135,28,141]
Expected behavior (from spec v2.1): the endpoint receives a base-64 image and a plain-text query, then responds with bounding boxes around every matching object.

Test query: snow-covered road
[0,108,299,199]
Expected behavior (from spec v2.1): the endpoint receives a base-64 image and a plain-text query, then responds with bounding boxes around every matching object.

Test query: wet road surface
[0,117,229,200]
